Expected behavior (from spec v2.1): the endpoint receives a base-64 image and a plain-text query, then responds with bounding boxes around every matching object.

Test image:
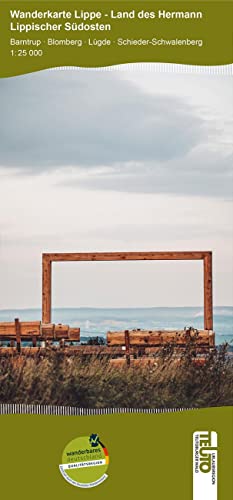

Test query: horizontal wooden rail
[43,251,211,262]
[107,329,215,347]
[0,345,214,357]
[0,319,80,345]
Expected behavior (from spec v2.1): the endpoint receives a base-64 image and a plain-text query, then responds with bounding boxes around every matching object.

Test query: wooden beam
[0,322,80,341]
[204,253,213,330]
[42,255,52,324]
[43,251,208,262]
[107,329,213,346]
[0,321,41,337]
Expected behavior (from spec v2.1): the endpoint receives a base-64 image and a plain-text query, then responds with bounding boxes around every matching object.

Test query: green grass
[0,344,232,408]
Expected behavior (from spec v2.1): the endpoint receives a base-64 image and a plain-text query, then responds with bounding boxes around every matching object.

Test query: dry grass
[0,344,232,408]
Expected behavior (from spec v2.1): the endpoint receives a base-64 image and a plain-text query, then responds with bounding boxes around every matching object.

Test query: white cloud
[0,70,232,308]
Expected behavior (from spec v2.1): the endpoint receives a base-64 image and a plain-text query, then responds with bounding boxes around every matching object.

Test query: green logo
[59,435,109,488]
[89,433,100,447]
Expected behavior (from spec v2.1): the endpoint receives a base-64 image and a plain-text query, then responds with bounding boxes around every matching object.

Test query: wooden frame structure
[42,251,213,330]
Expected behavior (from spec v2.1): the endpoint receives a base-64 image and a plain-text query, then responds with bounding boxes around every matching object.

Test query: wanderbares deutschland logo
[193,431,218,500]
[59,434,109,488]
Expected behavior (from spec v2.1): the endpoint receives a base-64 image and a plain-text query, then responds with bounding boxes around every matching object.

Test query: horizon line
[0,305,233,312]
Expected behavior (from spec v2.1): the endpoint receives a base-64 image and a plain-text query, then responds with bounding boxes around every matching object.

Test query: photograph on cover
[0,69,232,408]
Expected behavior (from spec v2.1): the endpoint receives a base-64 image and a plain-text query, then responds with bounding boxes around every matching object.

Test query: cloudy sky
[0,69,232,309]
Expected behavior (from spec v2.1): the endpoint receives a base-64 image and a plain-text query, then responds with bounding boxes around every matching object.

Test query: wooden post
[125,330,130,366]
[15,318,21,353]
[203,253,213,330]
[32,336,37,347]
[59,338,65,349]
[42,255,52,324]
